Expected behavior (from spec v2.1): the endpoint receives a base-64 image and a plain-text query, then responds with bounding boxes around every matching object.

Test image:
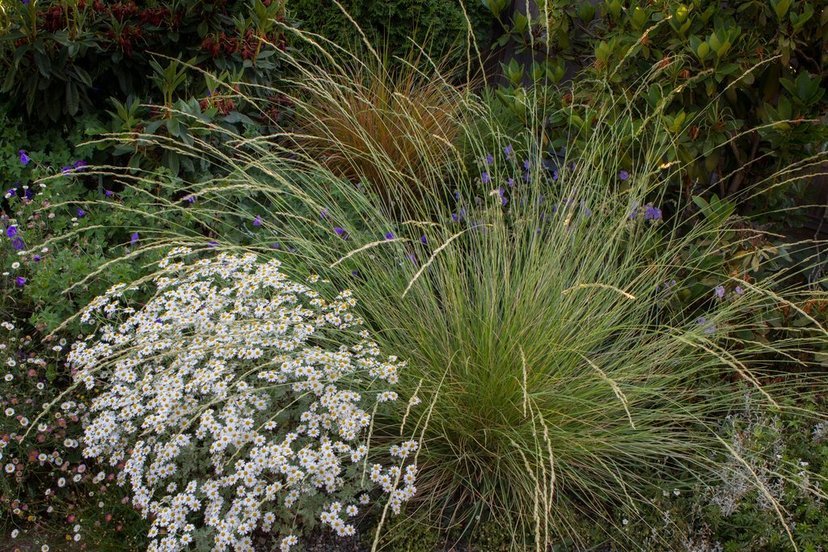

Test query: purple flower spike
[15,276,26,287]
[713,285,725,299]
[11,237,24,251]
[76,208,86,218]
[481,172,491,185]
[18,150,30,166]
[384,232,395,240]
[619,170,630,181]
[6,225,18,239]
[130,232,139,246]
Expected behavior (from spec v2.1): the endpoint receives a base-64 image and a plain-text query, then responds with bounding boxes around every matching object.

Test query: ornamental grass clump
[64,248,419,551]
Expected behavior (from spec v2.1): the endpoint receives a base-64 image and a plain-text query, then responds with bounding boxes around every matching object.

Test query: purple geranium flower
[18,150,30,166]
[713,285,725,299]
[420,235,427,245]
[11,237,24,251]
[61,166,73,174]
[507,177,515,188]
[72,160,87,170]
[644,204,662,221]
[253,215,262,227]
[334,227,348,239]
[104,189,114,198]
[384,232,395,240]
[619,170,630,181]
[523,159,530,171]
[320,208,329,219]
[33,255,41,262]
[130,232,139,246]
[15,276,26,287]
[503,144,514,159]
[208,240,219,248]
[695,316,716,335]
[734,285,744,295]
[6,225,18,239]
[76,208,86,218]
[485,154,494,166]
[481,172,491,185]
[184,195,195,204]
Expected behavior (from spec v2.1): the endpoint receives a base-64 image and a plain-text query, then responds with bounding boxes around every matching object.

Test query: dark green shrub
[0,0,288,125]
[483,0,827,227]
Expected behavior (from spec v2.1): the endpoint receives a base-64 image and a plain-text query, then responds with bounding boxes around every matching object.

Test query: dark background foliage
[289,0,493,66]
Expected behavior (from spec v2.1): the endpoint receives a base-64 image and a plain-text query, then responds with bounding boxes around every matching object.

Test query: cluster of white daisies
[68,249,419,552]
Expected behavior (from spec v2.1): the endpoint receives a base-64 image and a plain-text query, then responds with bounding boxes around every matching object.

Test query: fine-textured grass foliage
[46,29,828,551]
[288,41,466,204]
